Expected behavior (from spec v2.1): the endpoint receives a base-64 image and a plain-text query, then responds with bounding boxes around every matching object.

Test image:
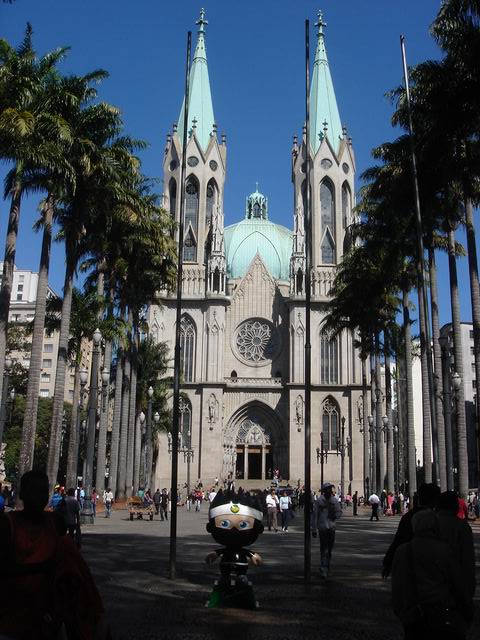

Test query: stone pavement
[81,506,480,640]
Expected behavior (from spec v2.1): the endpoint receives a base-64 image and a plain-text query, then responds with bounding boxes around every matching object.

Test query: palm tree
[136,336,170,490]
[0,26,68,400]
[43,287,101,488]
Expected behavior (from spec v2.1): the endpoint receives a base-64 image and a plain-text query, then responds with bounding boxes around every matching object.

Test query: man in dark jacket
[383,483,440,578]
[153,489,161,515]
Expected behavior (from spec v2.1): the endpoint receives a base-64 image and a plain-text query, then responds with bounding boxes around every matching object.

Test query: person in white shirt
[209,489,217,503]
[103,488,114,518]
[368,493,380,521]
[265,488,279,532]
[279,491,292,532]
[311,482,343,578]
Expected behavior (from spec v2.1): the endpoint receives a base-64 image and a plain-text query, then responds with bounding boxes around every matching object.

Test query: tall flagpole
[169,30,192,581]
[304,18,312,584]
[400,36,439,485]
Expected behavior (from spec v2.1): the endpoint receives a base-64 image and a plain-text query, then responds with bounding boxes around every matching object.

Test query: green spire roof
[310,11,342,154]
[177,8,216,152]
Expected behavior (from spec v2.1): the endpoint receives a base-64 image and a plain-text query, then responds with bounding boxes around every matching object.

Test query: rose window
[234,319,279,364]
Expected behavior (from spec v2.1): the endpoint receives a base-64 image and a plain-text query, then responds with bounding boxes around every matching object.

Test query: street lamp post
[95,367,110,492]
[151,411,160,488]
[383,414,394,493]
[393,425,399,493]
[0,357,13,447]
[145,386,154,490]
[336,417,350,500]
[439,335,454,491]
[183,430,194,497]
[138,411,146,491]
[368,415,376,492]
[316,432,328,488]
[452,371,462,492]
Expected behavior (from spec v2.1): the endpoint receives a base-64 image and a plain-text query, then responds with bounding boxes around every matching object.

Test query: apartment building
[1,262,87,402]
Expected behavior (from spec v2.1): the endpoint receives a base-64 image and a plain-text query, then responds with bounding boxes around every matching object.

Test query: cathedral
[148,10,365,493]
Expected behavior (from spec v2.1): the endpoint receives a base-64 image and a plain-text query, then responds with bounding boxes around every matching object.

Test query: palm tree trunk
[370,350,377,493]
[109,346,123,497]
[447,226,468,498]
[429,247,447,490]
[361,350,369,499]
[0,176,22,401]
[126,327,138,498]
[66,364,81,489]
[375,334,384,494]
[395,358,406,490]
[417,286,432,483]
[116,347,131,501]
[18,195,54,478]
[403,289,417,497]
[95,339,111,492]
[464,198,480,491]
[47,269,74,491]
[385,334,394,493]
[146,403,154,492]
[133,413,141,493]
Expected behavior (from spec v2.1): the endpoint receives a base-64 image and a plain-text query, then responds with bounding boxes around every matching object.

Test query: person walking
[382,483,440,578]
[311,482,342,578]
[437,491,476,603]
[391,510,473,640]
[103,488,114,518]
[153,489,161,515]
[63,487,81,548]
[369,493,380,521]
[279,491,292,532]
[91,488,98,518]
[266,488,279,532]
[353,491,358,516]
[160,488,169,521]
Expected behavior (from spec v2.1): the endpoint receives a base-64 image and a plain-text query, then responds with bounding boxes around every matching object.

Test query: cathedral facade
[148,10,365,493]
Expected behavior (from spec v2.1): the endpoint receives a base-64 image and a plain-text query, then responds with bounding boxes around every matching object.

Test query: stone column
[261,445,266,480]
[244,444,249,480]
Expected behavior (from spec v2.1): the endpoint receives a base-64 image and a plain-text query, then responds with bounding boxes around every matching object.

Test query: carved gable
[230,253,281,325]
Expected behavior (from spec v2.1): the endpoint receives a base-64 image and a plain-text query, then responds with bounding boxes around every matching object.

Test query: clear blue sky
[0,0,474,330]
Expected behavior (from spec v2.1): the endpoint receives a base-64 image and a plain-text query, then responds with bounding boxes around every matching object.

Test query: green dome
[225,217,292,281]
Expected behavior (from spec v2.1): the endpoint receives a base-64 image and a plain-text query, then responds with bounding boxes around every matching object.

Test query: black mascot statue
[205,487,264,608]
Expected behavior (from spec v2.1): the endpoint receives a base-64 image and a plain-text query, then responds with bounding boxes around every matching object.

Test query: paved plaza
[81,506,480,640]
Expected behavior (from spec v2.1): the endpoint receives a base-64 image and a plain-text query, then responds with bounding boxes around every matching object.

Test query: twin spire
[310,10,343,154]
[176,9,343,156]
[177,8,216,152]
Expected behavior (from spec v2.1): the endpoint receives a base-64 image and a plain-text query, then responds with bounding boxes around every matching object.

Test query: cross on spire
[315,10,327,36]
[255,181,259,192]
[196,7,208,34]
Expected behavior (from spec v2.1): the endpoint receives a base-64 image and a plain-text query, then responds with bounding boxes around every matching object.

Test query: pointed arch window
[179,397,192,449]
[184,177,199,260]
[320,332,338,384]
[253,203,261,218]
[322,398,340,451]
[320,180,336,263]
[183,227,197,262]
[169,178,177,220]
[321,229,335,264]
[180,315,196,382]
[342,182,351,230]
[206,180,217,226]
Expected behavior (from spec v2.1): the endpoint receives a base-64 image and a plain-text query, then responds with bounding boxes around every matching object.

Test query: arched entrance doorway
[235,419,272,480]
[223,401,287,482]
